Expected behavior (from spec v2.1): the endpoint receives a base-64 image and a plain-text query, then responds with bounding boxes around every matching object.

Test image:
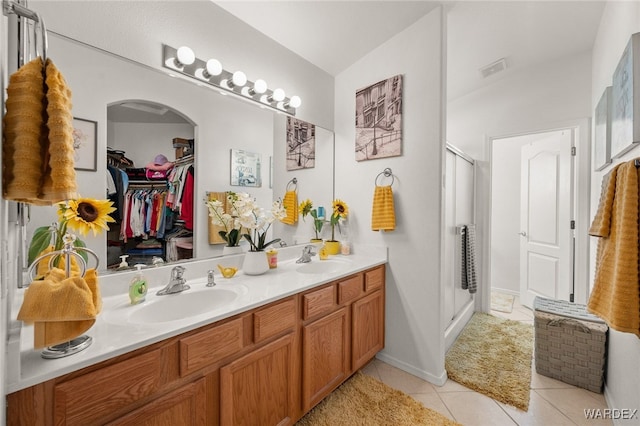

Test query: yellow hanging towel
[280,190,298,225]
[371,185,395,231]
[17,267,102,348]
[588,160,640,336]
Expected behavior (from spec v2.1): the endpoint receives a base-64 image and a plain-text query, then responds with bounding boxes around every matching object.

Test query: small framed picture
[72,117,97,171]
[594,86,612,171]
[611,33,640,158]
[230,149,261,187]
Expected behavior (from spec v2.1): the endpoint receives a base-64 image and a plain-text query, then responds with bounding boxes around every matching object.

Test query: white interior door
[519,131,573,308]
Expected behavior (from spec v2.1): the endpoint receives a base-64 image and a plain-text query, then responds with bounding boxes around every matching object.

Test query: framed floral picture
[594,86,612,171]
[72,117,97,171]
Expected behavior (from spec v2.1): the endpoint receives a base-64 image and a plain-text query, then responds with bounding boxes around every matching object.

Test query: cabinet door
[302,307,349,411]
[352,289,385,371]
[220,334,296,426]
[107,378,207,425]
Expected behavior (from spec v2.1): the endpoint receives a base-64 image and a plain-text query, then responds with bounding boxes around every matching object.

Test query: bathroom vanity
[6,247,386,425]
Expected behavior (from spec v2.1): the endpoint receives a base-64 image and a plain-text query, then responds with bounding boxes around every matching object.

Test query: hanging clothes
[179,166,195,230]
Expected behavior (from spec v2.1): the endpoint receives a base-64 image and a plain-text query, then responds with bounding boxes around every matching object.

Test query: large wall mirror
[25,32,335,275]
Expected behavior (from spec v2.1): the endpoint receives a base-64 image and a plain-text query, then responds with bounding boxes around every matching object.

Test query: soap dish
[217,264,238,278]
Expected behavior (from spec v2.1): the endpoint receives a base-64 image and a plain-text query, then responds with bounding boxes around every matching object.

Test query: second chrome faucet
[157,265,190,295]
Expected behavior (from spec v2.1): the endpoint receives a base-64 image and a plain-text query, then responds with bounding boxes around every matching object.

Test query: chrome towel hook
[375,168,395,186]
[286,177,297,191]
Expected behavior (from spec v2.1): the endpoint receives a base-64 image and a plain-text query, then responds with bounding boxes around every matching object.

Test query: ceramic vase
[243,251,269,275]
[222,245,243,256]
[324,240,341,255]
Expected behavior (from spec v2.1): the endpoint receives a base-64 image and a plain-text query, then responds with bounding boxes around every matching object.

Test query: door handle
[518,231,527,237]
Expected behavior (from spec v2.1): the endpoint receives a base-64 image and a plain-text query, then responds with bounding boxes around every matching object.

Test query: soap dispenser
[129,264,148,305]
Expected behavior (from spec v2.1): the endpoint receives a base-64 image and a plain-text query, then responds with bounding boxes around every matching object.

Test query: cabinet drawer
[338,274,363,305]
[180,317,244,376]
[365,266,385,292]
[254,297,296,343]
[302,284,336,320]
[54,349,164,425]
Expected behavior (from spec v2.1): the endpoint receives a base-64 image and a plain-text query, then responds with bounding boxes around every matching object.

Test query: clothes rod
[446,142,475,165]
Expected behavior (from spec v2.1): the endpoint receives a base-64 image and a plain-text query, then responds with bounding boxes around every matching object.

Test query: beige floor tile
[360,360,380,381]
[375,360,437,394]
[435,378,475,393]
[530,368,575,390]
[410,393,457,422]
[498,391,576,425]
[439,391,517,426]
[536,388,612,426]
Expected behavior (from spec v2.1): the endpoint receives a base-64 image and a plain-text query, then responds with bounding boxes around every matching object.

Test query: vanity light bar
[162,44,301,115]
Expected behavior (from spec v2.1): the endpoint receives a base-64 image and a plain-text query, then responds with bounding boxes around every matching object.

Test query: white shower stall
[443,143,476,350]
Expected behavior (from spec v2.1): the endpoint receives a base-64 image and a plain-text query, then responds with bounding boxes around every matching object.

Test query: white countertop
[7,244,387,393]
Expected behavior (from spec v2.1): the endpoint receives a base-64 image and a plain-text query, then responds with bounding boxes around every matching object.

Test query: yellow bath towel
[371,185,396,231]
[587,160,640,337]
[2,57,46,203]
[280,190,298,225]
[17,267,102,348]
[41,58,78,202]
[34,245,82,280]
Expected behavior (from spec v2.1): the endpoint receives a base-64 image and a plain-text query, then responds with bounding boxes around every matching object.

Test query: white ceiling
[214,1,606,100]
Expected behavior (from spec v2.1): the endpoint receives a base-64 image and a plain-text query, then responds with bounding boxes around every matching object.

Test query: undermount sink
[296,260,349,275]
[104,285,246,325]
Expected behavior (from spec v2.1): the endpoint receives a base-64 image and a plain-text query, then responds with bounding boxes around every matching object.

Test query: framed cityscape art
[594,86,612,171]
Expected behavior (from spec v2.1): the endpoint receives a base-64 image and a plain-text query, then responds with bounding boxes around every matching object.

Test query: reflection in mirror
[106,101,195,270]
[24,32,334,277]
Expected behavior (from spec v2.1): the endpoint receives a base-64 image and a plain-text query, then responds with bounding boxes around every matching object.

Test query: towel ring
[27,234,100,281]
[286,177,298,191]
[375,168,395,186]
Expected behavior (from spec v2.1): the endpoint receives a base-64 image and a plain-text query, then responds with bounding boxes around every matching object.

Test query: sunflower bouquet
[298,199,324,240]
[329,199,349,242]
[28,198,116,268]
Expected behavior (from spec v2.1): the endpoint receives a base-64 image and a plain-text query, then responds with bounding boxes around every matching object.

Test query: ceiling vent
[479,58,507,78]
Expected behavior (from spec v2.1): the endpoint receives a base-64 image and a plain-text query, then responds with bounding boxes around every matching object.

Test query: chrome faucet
[206,269,216,287]
[296,245,316,263]
[157,265,190,295]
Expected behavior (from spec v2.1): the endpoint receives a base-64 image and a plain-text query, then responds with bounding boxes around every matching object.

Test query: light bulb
[205,59,222,76]
[232,71,247,87]
[176,46,195,66]
[253,79,268,94]
[272,88,285,102]
[288,95,302,108]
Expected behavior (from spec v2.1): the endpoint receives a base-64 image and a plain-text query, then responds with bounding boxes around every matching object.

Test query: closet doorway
[490,128,576,309]
[106,100,195,269]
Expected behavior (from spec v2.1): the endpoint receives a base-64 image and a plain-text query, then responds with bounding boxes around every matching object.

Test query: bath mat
[445,312,533,411]
[296,372,461,425]
[491,292,515,313]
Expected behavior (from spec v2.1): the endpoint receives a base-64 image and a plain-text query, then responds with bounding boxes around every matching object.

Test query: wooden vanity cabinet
[6,265,385,426]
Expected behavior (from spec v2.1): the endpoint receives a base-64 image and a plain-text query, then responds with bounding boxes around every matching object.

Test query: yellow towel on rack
[40,58,78,202]
[587,160,640,336]
[208,191,229,244]
[17,267,102,348]
[2,57,47,203]
[371,185,395,231]
[280,190,298,225]
[34,245,82,280]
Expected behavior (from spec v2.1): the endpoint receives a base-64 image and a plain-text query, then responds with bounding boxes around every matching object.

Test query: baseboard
[375,352,447,386]
[491,287,519,297]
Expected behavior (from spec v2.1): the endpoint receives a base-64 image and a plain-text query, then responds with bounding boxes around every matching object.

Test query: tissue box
[534,297,608,393]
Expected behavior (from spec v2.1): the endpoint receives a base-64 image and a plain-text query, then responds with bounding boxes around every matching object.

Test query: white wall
[591,3,640,422]
[335,8,446,383]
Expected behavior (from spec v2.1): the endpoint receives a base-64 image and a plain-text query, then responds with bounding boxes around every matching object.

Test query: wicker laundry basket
[534,297,608,393]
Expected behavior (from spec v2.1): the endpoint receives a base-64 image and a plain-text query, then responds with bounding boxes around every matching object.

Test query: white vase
[222,246,243,256]
[243,251,269,275]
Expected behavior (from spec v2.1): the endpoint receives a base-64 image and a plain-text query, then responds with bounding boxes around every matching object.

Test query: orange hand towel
[371,185,395,231]
[587,160,640,336]
[280,190,298,225]
[17,267,101,348]
[2,57,46,203]
[40,58,78,202]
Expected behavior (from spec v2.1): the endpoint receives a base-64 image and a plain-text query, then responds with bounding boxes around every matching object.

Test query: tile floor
[361,294,612,426]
